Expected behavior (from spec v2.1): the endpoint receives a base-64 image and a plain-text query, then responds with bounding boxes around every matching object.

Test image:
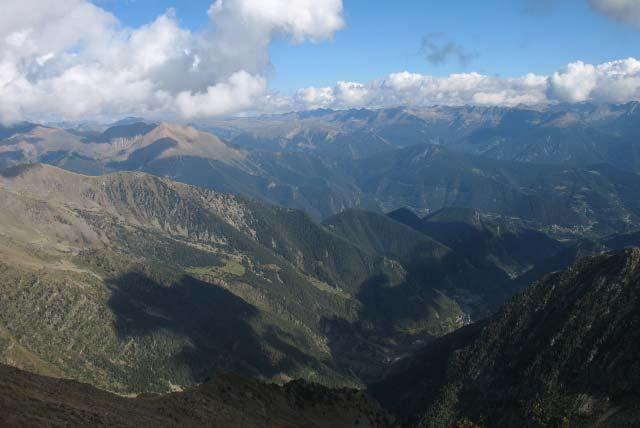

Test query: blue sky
[97,0,640,94]
[2,0,640,123]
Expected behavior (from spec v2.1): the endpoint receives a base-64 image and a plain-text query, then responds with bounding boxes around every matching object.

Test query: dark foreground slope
[0,364,394,428]
[373,249,640,428]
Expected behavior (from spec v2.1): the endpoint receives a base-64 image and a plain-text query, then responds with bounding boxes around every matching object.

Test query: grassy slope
[0,164,465,393]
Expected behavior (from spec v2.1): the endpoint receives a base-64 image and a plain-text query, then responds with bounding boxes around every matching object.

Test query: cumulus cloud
[548,58,640,103]
[589,0,640,28]
[290,58,640,111]
[293,70,549,109]
[334,81,370,105]
[176,71,267,117]
[2,1,640,123]
[382,72,539,106]
[295,86,335,108]
[0,0,344,124]
[547,61,599,102]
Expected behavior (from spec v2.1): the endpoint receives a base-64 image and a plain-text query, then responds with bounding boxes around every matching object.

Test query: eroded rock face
[373,249,640,428]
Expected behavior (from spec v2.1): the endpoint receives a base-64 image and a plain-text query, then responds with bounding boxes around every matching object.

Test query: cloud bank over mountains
[1,0,640,124]
[295,57,640,110]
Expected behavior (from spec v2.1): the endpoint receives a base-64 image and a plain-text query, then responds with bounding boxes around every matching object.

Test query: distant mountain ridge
[0,121,245,172]
[204,102,640,168]
[3,105,640,236]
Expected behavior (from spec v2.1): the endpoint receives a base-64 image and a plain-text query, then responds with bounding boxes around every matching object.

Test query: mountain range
[2,242,640,427]
[2,163,590,392]
[2,103,640,235]
[1,102,640,427]
[0,163,402,392]
[205,103,640,169]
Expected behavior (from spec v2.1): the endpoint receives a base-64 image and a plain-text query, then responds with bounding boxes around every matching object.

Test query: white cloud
[291,70,550,110]
[295,86,335,108]
[548,58,640,103]
[287,58,640,111]
[335,81,370,106]
[209,0,344,43]
[548,61,598,102]
[381,71,549,106]
[176,71,266,117]
[1,1,640,123]
[589,0,640,28]
[0,0,344,124]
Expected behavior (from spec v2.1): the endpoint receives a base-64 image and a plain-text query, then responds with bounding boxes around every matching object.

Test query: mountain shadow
[106,271,332,391]
[372,249,640,428]
[320,272,462,384]
[90,122,158,144]
[0,362,396,428]
[107,138,178,170]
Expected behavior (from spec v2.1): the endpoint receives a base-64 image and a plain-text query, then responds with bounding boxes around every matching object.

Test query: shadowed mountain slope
[390,206,564,278]
[323,209,449,263]
[373,249,640,428]
[0,164,466,393]
[0,364,394,428]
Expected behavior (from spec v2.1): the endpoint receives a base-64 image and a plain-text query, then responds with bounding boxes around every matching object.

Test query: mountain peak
[137,122,245,164]
[154,122,200,139]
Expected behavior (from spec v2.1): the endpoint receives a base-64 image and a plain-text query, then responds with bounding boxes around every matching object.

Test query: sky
[1,0,640,123]
[96,0,640,92]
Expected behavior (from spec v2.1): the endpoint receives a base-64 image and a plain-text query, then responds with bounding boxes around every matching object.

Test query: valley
[1,104,640,427]
[4,1,640,426]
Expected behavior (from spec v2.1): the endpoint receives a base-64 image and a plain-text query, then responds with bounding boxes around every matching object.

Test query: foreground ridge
[373,249,640,428]
[0,364,394,428]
